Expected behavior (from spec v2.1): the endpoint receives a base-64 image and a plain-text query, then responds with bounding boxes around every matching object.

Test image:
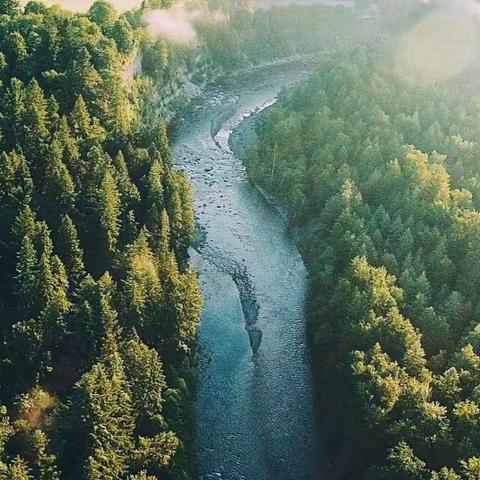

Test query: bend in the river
[171,59,319,480]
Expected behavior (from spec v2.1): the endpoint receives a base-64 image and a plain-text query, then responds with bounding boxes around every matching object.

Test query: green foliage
[0,2,201,479]
[247,45,480,478]
[196,5,369,71]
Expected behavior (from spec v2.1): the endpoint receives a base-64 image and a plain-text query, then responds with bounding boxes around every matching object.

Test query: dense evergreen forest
[0,0,371,476]
[138,2,367,118]
[7,0,477,477]
[0,0,202,478]
[195,4,366,71]
[246,14,480,480]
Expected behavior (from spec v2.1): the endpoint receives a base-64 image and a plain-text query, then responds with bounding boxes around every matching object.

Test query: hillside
[0,1,201,478]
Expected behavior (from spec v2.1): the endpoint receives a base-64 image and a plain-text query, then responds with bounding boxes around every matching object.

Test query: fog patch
[143,3,227,43]
[143,3,198,42]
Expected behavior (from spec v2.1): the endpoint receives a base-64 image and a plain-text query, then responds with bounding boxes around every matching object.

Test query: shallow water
[171,59,319,480]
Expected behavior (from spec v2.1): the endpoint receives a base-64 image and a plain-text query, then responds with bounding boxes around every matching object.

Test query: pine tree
[39,254,70,346]
[69,49,101,108]
[7,423,60,480]
[73,273,119,365]
[133,432,179,474]
[151,121,171,165]
[144,160,164,233]
[176,268,202,354]
[53,117,82,183]
[56,215,85,289]
[6,457,32,480]
[120,209,139,247]
[112,18,134,53]
[42,141,76,220]
[0,151,33,243]
[113,151,140,211]
[157,244,182,355]
[157,209,171,258]
[10,205,36,252]
[98,168,121,253]
[70,96,92,141]
[15,236,37,319]
[5,31,27,69]
[0,0,20,16]
[88,0,117,29]
[62,351,134,480]
[121,333,166,427]
[122,229,162,336]
[69,96,105,151]
[164,171,195,260]
[20,80,49,165]
[3,78,25,150]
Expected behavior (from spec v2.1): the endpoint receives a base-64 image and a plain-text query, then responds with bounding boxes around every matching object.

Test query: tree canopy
[246,43,480,478]
[0,2,201,479]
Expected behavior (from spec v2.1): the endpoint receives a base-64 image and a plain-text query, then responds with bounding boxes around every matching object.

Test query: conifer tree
[42,141,75,220]
[121,333,166,428]
[73,273,119,365]
[113,151,140,211]
[98,168,121,253]
[144,160,164,232]
[11,205,36,252]
[7,457,32,480]
[56,215,85,289]
[63,359,134,480]
[113,18,134,53]
[69,96,105,151]
[53,117,82,183]
[15,236,37,320]
[70,49,102,108]
[20,80,49,165]
[0,0,20,16]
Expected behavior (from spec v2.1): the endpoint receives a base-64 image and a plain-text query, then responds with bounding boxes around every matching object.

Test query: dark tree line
[0,0,201,479]
[246,45,480,479]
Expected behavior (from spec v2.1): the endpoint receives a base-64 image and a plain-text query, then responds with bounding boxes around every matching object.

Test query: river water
[171,59,319,480]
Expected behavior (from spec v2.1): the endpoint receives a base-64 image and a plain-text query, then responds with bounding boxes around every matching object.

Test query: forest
[0,0,202,478]
[5,0,480,478]
[246,12,480,479]
[0,0,363,477]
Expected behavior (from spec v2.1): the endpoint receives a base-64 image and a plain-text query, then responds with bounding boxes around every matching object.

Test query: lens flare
[395,11,478,84]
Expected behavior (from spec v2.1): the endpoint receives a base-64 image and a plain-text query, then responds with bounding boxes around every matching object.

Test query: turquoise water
[172,60,319,480]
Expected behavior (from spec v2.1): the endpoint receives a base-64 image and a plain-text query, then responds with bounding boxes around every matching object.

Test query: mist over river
[171,59,321,480]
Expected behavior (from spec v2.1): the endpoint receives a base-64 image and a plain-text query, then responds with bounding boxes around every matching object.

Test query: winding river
[171,59,319,480]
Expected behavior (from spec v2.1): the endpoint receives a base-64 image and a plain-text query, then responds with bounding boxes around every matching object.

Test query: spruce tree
[7,457,32,480]
[113,151,140,211]
[98,168,121,253]
[0,0,20,16]
[15,236,37,319]
[10,205,36,252]
[144,160,164,232]
[42,141,75,220]
[63,349,134,480]
[121,333,166,427]
[56,215,85,289]
[20,80,49,165]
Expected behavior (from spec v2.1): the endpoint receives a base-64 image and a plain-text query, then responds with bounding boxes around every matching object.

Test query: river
[171,58,319,480]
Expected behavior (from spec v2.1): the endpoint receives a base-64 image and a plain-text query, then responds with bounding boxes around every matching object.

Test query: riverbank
[227,78,344,480]
[171,58,320,480]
